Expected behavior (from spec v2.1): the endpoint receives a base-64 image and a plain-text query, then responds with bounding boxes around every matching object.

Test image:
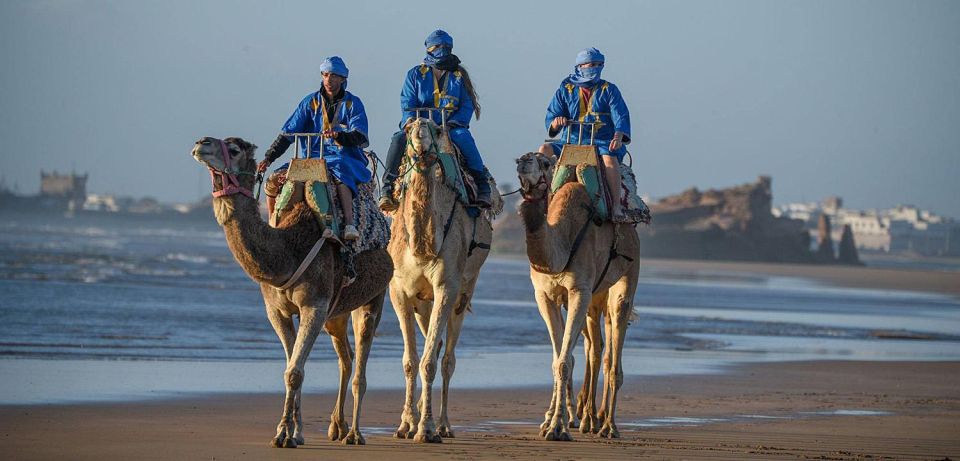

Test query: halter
[519,153,550,202]
[404,119,441,172]
[209,139,254,199]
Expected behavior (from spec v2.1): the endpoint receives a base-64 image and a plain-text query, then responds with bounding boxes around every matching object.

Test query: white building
[774,199,958,255]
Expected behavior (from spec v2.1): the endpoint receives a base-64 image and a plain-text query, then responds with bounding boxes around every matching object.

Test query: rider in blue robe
[258,56,370,239]
[539,47,632,220]
[379,29,491,211]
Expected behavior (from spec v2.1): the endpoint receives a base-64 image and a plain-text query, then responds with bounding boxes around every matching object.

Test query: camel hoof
[270,435,297,448]
[414,431,443,443]
[294,434,305,445]
[598,424,620,439]
[438,426,455,438]
[343,431,366,445]
[329,420,348,441]
[395,422,416,439]
[569,419,580,429]
[544,426,573,442]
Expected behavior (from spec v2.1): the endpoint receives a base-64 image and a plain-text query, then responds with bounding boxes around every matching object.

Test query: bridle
[519,153,550,203]
[207,139,254,199]
[405,119,441,172]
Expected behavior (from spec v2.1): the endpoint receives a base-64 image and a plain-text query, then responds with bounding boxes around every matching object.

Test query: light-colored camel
[191,136,393,448]
[384,119,501,443]
[515,151,640,441]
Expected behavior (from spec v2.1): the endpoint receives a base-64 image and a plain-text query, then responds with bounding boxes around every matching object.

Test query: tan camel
[515,151,640,441]
[384,119,501,443]
[191,136,393,448]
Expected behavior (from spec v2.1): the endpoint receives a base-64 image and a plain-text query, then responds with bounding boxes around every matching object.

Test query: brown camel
[515,151,640,441]
[384,119,501,443]
[191,136,393,448]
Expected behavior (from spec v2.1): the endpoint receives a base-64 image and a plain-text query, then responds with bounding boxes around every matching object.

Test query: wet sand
[2,360,957,460]
[641,258,960,296]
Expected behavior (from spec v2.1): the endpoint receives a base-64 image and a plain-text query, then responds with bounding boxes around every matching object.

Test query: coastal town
[5,170,957,261]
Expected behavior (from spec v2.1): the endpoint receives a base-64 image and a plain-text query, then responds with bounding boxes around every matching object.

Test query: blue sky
[1,0,958,217]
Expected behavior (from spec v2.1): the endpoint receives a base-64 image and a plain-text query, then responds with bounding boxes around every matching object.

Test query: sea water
[1,211,958,403]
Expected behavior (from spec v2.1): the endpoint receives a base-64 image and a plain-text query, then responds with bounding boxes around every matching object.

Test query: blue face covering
[568,64,604,86]
[424,45,452,66]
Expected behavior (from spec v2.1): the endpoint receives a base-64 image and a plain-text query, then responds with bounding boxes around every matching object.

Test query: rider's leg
[600,153,623,219]
[379,130,406,211]
[264,169,286,226]
[338,183,359,241]
[538,143,559,159]
[448,127,491,207]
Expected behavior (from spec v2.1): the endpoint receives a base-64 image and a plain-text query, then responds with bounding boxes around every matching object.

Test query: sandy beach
[2,261,959,460]
[2,360,957,460]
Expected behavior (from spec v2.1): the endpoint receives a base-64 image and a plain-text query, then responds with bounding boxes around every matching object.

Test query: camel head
[404,118,442,168]
[191,136,258,197]
[515,152,555,201]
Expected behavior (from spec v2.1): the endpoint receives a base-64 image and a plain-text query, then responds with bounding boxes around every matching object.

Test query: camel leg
[271,304,327,448]
[535,290,564,437]
[326,315,352,442]
[415,278,462,444]
[266,307,303,445]
[581,296,605,434]
[575,327,590,429]
[544,287,591,442]
[599,275,637,439]
[597,307,613,424]
[437,304,467,438]
[391,289,420,439]
[343,296,383,445]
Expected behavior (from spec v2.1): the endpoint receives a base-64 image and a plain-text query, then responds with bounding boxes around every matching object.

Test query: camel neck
[215,195,299,286]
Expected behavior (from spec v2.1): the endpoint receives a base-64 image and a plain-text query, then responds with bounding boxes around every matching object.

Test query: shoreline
[2,360,957,460]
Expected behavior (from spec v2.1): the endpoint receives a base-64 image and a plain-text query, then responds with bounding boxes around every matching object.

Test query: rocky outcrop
[637,176,814,263]
[837,224,863,265]
[816,214,835,262]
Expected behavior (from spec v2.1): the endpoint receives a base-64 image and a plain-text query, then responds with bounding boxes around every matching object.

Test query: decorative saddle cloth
[273,158,390,252]
[550,144,651,225]
[397,129,500,220]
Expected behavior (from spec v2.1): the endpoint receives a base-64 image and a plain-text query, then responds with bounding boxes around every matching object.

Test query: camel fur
[384,119,501,443]
[515,151,640,441]
[191,137,393,448]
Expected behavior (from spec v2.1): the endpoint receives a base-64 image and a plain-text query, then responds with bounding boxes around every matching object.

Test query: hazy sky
[1,0,958,217]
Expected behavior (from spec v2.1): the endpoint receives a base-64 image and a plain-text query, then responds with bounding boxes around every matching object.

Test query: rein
[209,139,254,199]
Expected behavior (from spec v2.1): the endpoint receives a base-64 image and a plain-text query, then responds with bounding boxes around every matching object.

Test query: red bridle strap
[210,139,254,199]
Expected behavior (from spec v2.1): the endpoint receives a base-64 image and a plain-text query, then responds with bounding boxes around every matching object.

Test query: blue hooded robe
[278,90,372,193]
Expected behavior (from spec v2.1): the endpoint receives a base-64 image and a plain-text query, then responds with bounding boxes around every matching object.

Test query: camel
[384,118,501,443]
[515,151,640,441]
[191,136,393,448]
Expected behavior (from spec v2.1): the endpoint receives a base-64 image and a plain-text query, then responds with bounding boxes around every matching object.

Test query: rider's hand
[257,159,272,173]
[609,132,623,152]
[322,130,336,139]
[550,116,569,131]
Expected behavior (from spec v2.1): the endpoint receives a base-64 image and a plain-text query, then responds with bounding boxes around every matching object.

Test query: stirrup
[343,224,360,241]
[378,194,399,212]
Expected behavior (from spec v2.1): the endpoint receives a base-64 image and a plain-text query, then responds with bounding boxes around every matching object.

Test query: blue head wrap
[424,29,454,65]
[565,47,605,87]
[424,29,453,49]
[319,56,349,78]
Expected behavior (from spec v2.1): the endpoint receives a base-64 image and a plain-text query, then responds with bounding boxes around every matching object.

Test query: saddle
[273,157,390,252]
[550,143,651,225]
[397,122,497,217]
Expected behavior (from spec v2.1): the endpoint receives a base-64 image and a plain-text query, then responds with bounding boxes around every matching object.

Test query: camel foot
[343,430,366,445]
[414,430,443,443]
[580,414,599,434]
[544,427,573,442]
[270,434,297,448]
[437,425,455,438]
[598,422,620,439]
[395,420,417,439]
[293,434,305,445]
[569,418,580,429]
[328,419,348,441]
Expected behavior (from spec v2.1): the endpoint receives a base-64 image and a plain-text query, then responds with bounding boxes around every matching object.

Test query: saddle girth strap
[562,203,598,272]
